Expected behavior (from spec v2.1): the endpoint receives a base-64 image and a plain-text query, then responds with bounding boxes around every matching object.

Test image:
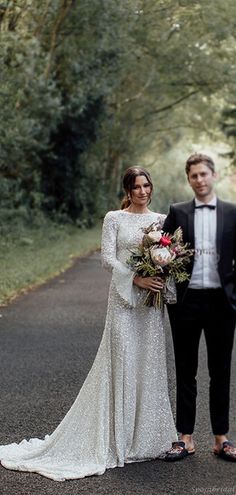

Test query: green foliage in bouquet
[127,223,194,308]
[127,225,193,283]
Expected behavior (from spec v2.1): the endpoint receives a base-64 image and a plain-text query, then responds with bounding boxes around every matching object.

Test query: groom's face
[187,162,216,200]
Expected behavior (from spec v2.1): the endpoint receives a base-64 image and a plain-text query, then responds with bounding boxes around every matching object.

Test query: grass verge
[0,220,102,306]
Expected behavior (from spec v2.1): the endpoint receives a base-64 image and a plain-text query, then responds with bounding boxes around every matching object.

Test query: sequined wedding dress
[0,210,176,481]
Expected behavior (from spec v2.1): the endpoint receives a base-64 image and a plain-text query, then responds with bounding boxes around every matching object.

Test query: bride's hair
[120,167,153,210]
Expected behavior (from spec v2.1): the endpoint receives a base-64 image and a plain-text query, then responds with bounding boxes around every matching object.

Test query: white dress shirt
[189,196,221,289]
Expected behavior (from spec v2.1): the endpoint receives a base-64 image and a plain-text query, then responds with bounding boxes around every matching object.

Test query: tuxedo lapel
[216,198,224,259]
[187,200,195,249]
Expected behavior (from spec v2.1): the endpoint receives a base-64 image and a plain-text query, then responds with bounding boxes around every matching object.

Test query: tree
[1,0,236,224]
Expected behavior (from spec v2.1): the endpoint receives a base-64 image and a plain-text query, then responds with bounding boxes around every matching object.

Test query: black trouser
[167,288,236,435]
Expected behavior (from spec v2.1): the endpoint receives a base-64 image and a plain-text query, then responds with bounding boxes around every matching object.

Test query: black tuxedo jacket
[163,198,236,310]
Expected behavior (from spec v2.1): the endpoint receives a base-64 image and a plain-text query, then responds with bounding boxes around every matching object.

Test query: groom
[163,152,236,462]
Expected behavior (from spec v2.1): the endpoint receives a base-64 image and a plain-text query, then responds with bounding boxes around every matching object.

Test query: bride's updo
[120,167,153,210]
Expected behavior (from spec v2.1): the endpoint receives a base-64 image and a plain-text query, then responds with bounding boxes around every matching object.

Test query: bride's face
[130,175,152,207]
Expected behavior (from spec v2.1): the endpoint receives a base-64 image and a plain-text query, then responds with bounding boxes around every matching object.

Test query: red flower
[160,235,171,247]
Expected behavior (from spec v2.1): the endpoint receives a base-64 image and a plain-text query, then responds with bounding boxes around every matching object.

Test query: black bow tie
[195,204,216,210]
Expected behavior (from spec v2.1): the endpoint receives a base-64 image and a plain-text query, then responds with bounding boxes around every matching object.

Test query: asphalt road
[0,252,235,495]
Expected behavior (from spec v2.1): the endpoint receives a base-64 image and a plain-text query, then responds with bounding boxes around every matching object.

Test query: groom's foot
[214,436,236,462]
[163,441,195,462]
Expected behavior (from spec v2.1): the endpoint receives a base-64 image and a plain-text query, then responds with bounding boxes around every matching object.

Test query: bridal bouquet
[126,222,193,309]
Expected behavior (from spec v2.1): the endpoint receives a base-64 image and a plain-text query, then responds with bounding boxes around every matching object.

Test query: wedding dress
[0,210,177,481]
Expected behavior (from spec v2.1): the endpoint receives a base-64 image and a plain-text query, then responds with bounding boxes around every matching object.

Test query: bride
[0,166,177,481]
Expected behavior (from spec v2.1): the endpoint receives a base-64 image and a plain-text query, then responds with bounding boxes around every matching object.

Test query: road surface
[0,252,235,494]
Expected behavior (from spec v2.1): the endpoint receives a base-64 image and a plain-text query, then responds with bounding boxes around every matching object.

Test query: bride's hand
[133,275,164,292]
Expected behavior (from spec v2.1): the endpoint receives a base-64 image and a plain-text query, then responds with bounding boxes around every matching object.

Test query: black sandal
[164,441,195,462]
[214,441,236,462]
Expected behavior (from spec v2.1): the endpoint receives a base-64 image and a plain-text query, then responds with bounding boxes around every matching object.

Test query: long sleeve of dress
[101,211,137,307]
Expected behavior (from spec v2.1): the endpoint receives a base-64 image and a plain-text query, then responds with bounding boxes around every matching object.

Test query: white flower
[147,230,162,243]
[150,246,176,267]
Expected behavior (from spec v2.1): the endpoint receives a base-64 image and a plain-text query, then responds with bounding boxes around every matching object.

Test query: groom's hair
[185,153,215,175]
